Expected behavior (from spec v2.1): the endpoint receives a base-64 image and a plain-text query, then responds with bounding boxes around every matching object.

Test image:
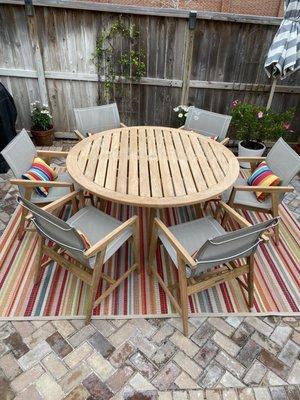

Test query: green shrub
[229,101,294,145]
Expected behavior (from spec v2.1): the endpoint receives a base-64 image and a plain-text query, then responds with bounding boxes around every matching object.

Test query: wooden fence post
[180,11,197,105]
[25,2,49,106]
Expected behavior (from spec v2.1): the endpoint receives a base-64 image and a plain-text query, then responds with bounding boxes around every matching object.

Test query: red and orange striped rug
[0,201,299,319]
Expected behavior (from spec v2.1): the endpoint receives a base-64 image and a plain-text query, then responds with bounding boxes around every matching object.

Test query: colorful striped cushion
[247,161,281,202]
[22,157,58,197]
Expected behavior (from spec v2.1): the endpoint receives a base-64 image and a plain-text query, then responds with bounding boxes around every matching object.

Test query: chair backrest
[192,218,278,274]
[18,196,89,266]
[184,107,232,140]
[74,103,121,137]
[1,129,37,178]
[266,137,300,186]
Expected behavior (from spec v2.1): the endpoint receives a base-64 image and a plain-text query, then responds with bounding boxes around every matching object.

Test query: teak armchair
[224,138,300,245]
[1,129,74,238]
[19,192,139,324]
[181,106,232,146]
[149,201,278,336]
[74,103,126,140]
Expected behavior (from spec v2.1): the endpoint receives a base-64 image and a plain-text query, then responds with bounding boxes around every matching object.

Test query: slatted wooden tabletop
[66,126,239,208]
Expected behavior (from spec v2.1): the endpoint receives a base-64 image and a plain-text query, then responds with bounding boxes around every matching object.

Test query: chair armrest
[236,156,266,162]
[37,150,69,159]
[219,201,251,228]
[84,215,138,258]
[234,185,294,193]
[120,122,127,127]
[10,179,73,188]
[41,190,79,212]
[154,218,197,268]
[220,137,229,146]
[219,201,269,242]
[25,190,79,221]
[74,130,85,141]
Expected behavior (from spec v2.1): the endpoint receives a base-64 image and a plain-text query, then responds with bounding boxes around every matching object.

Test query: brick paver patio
[0,140,299,399]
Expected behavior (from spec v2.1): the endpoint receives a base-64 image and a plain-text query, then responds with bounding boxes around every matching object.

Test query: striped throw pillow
[22,157,58,197]
[247,161,281,202]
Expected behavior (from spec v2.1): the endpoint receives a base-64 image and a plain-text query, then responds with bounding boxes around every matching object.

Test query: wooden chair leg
[85,251,105,325]
[18,187,32,240]
[248,255,254,310]
[178,257,189,336]
[271,193,280,246]
[34,236,45,283]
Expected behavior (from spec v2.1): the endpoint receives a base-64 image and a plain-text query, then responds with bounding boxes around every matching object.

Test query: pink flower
[283,122,294,132]
[231,99,239,108]
[257,111,264,119]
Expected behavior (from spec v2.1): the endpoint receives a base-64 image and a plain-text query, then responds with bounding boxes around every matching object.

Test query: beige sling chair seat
[73,103,126,140]
[18,192,139,324]
[224,138,300,245]
[148,201,278,336]
[1,129,74,238]
[181,106,232,146]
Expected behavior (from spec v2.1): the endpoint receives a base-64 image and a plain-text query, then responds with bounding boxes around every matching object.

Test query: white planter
[238,141,266,169]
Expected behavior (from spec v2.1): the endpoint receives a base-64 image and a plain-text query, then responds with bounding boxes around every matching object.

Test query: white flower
[182,106,189,112]
[178,113,183,118]
[41,110,49,114]
[173,107,179,112]
[184,113,188,117]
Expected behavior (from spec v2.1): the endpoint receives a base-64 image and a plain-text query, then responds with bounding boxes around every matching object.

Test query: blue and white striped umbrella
[265,0,300,79]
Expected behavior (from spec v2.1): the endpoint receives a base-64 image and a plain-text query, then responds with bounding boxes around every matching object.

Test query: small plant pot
[31,127,54,146]
[238,140,266,169]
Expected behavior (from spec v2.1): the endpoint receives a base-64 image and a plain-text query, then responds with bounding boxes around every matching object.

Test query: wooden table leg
[148,208,157,246]
[195,203,204,219]
[99,198,107,212]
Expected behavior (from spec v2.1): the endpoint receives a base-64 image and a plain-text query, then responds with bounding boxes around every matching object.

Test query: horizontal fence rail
[0,1,299,138]
[1,68,300,93]
[0,0,284,25]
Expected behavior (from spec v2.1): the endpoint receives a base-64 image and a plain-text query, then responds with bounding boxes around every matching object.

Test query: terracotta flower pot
[31,126,54,146]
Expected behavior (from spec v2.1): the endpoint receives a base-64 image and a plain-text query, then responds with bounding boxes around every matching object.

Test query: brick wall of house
[88,0,284,17]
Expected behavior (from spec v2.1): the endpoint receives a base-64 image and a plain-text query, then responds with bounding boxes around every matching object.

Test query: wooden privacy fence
[0,0,300,140]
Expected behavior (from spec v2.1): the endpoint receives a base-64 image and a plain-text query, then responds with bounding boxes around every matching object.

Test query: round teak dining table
[66,126,240,238]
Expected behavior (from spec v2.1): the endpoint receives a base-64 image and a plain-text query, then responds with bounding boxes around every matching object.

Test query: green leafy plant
[230,101,295,149]
[92,20,146,96]
[31,101,52,131]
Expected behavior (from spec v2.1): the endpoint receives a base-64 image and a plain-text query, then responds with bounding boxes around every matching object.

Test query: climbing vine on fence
[92,19,146,100]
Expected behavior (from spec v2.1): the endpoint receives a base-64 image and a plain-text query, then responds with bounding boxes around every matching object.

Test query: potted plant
[31,101,54,146]
[173,105,190,128]
[230,101,294,167]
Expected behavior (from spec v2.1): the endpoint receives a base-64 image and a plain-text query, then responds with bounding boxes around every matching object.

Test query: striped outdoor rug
[0,200,299,319]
